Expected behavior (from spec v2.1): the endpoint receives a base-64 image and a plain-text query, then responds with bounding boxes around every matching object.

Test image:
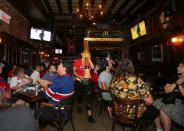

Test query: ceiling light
[76,1,103,21]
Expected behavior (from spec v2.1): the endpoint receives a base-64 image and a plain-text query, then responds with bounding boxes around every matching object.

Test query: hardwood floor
[44,96,184,131]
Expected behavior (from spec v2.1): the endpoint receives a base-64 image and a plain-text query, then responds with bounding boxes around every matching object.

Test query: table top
[14,90,45,103]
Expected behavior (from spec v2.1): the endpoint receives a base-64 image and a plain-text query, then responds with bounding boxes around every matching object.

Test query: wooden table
[14,90,46,111]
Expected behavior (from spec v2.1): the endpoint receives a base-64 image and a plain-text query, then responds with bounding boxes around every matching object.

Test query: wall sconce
[171,37,183,43]
[44,54,49,57]
[0,37,2,43]
[171,36,183,46]
[39,51,44,55]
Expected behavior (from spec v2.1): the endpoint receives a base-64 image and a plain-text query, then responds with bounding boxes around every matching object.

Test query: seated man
[42,64,57,83]
[0,82,26,108]
[37,61,74,127]
[10,67,32,91]
[0,66,26,108]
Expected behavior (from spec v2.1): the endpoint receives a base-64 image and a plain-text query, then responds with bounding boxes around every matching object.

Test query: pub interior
[0,0,184,131]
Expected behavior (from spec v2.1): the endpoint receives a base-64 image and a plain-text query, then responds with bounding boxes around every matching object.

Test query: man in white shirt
[10,67,32,91]
[31,65,41,83]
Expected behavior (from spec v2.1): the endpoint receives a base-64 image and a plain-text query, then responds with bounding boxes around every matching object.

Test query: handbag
[162,92,177,104]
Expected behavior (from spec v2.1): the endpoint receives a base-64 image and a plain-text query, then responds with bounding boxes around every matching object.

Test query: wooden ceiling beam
[55,22,87,26]
[106,0,119,16]
[35,0,49,19]
[116,0,128,14]
[115,0,145,21]
[101,0,108,6]
[92,0,95,8]
[43,0,53,13]
[123,1,156,25]
[56,0,63,13]
[79,0,83,11]
[68,0,72,13]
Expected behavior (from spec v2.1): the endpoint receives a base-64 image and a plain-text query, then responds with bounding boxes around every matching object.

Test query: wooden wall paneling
[0,43,5,61]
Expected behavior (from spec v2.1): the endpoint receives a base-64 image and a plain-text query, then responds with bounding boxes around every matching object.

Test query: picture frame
[151,44,163,62]
[22,48,32,65]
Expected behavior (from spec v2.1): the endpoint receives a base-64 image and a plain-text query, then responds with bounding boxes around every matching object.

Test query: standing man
[73,53,95,123]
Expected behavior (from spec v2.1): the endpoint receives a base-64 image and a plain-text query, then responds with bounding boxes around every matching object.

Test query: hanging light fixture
[76,0,103,21]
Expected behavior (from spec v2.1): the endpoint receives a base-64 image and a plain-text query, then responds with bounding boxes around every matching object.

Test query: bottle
[35,84,38,96]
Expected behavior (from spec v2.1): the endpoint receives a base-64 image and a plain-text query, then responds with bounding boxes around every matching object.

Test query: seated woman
[110,59,158,127]
[154,62,184,131]
[10,67,33,91]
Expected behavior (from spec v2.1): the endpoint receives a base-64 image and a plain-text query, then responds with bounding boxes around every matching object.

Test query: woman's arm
[101,82,108,91]
[89,59,94,69]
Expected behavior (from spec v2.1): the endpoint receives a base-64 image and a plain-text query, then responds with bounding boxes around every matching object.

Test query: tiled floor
[44,97,184,131]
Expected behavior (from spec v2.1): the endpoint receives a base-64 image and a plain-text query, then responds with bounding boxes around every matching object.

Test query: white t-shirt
[98,71,112,90]
[10,76,30,88]
[30,71,40,83]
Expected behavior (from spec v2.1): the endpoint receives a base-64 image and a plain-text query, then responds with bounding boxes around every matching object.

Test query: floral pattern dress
[110,76,150,119]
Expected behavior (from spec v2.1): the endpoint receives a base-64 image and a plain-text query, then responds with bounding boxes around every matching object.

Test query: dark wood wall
[0,32,40,66]
[130,0,184,76]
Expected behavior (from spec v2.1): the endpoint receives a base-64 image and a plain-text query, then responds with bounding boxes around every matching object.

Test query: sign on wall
[0,10,11,24]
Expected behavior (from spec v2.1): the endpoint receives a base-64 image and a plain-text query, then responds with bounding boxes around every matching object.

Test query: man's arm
[39,80,51,91]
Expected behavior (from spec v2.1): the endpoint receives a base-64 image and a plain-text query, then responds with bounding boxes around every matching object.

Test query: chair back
[56,95,75,119]
[112,98,146,126]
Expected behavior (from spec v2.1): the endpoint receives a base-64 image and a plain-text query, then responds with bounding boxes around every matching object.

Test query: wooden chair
[111,98,147,131]
[38,96,75,131]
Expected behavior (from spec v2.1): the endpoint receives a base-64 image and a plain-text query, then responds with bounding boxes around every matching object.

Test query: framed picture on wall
[22,48,32,65]
[151,45,163,62]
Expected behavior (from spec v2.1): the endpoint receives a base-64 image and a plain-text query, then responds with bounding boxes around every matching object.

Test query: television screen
[130,21,147,40]
[30,27,51,42]
[55,49,62,54]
